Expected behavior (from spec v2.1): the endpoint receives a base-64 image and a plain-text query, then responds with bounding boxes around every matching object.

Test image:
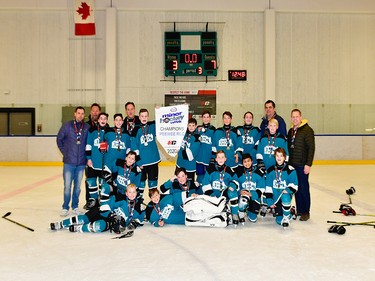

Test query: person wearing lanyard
[255,118,289,171]
[131,108,161,193]
[235,153,266,224]
[287,109,315,221]
[145,188,185,227]
[160,167,200,210]
[104,113,131,168]
[265,148,298,227]
[123,102,140,135]
[212,111,240,169]
[85,112,109,209]
[176,117,200,181]
[201,150,240,225]
[56,106,90,217]
[260,100,287,136]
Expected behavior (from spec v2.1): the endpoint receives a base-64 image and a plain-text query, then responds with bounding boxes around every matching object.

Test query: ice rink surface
[0,164,374,281]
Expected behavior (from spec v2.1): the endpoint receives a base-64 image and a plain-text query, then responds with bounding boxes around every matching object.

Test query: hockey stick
[112,230,134,239]
[327,220,375,227]
[2,212,35,232]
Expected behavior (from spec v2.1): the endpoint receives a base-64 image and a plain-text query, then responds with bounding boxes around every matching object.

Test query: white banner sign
[155,104,189,157]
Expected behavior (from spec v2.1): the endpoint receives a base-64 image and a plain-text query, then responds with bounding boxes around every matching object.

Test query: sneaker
[73,208,80,215]
[61,209,69,217]
[281,216,290,227]
[50,222,61,230]
[300,213,310,221]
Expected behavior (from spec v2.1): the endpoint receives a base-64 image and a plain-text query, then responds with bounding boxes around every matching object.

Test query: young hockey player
[145,188,185,227]
[85,112,109,208]
[131,108,161,192]
[101,151,142,205]
[212,111,240,169]
[160,167,200,210]
[255,118,289,171]
[236,111,261,164]
[196,110,216,184]
[50,184,143,235]
[235,153,266,224]
[176,118,200,181]
[265,148,298,227]
[201,150,240,225]
[104,113,131,167]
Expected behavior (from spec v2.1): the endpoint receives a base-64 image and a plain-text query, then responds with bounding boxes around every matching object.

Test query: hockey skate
[50,222,62,230]
[260,205,268,217]
[232,214,239,226]
[69,224,81,232]
[238,212,246,225]
[290,206,297,220]
[281,216,290,227]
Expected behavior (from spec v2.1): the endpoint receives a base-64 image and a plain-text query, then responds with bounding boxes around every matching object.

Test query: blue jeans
[293,165,311,214]
[62,163,85,210]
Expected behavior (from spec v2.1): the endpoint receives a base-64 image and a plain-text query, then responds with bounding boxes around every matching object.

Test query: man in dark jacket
[287,109,315,221]
[57,106,90,217]
[260,100,287,136]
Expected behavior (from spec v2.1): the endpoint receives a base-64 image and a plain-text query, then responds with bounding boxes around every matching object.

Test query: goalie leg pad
[185,211,228,228]
[183,195,226,214]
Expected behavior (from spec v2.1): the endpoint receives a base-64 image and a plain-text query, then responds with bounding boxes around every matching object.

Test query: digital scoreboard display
[165,32,217,77]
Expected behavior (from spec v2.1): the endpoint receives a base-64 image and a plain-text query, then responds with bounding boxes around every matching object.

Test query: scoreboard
[164,32,217,77]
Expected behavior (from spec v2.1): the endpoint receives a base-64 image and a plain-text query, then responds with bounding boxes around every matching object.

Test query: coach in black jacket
[287,109,315,221]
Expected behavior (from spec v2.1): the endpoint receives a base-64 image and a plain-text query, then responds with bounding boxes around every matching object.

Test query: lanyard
[290,126,298,147]
[244,168,252,183]
[141,124,149,146]
[153,203,163,221]
[73,120,84,143]
[128,200,135,221]
[275,168,283,187]
[123,164,132,182]
[116,128,122,151]
[127,119,135,134]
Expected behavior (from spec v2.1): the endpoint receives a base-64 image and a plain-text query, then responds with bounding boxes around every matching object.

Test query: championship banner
[155,104,189,157]
[74,0,96,36]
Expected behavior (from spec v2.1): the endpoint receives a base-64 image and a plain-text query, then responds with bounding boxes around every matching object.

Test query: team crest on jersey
[242,135,254,145]
[273,179,287,189]
[242,181,256,191]
[141,134,154,145]
[117,175,130,187]
[264,145,276,155]
[199,135,212,145]
[111,140,125,150]
[94,138,101,147]
[212,180,227,190]
[161,204,174,219]
[218,138,232,147]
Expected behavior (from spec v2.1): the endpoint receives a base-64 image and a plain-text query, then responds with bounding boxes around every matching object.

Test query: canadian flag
[74,0,96,36]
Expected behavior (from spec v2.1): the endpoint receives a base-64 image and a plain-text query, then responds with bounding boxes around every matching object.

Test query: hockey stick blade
[112,230,134,239]
[2,213,34,232]
[2,211,11,218]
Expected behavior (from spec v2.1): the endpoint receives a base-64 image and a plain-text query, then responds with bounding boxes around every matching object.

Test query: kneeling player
[145,189,185,227]
[265,148,298,227]
[235,153,265,223]
[201,150,240,225]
